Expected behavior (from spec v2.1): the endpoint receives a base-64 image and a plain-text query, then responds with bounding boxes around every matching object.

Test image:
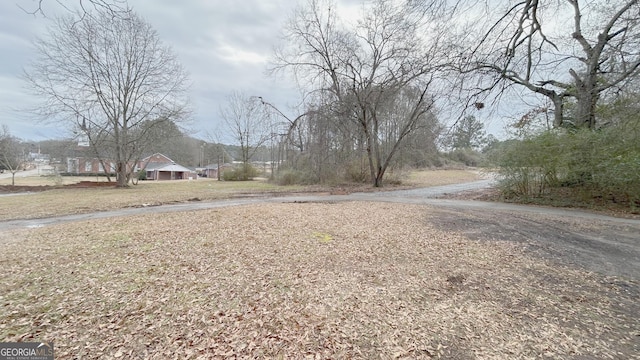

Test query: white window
[98,162,104,173]
[85,160,92,172]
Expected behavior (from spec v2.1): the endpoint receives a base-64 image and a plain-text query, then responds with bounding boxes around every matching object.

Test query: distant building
[137,153,197,181]
[201,163,232,179]
[65,141,117,174]
[66,147,196,180]
[67,157,116,174]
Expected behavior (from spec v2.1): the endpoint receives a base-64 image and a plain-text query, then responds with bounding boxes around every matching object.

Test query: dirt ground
[0,181,116,193]
[1,202,638,359]
[1,174,639,358]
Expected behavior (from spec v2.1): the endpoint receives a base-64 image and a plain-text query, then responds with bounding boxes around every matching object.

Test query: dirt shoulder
[441,187,640,220]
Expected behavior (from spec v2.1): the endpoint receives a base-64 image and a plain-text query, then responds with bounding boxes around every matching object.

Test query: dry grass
[0,179,301,221]
[0,170,482,221]
[403,169,483,187]
[0,175,113,186]
[1,202,637,359]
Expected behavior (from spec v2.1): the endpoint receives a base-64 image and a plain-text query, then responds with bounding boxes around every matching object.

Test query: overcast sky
[0,0,365,143]
[1,0,511,145]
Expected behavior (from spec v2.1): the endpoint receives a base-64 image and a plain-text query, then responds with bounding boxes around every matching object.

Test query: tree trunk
[373,165,384,187]
[552,95,564,128]
[574,86,598,129]
[97,158,112,183]
[116,161,128,187]
[569,68,599,129]
[366,140,378,187]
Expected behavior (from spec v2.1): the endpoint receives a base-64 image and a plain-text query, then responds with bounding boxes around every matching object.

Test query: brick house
[66,142,124,175]
[138,153,197,181]
[66,151,194,180]
[67,156,117,174]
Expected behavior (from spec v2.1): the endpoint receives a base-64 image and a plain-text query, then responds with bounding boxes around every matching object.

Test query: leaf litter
[1,202,638,359]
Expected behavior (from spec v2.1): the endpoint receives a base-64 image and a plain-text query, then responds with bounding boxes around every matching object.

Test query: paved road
[2,179,639,280]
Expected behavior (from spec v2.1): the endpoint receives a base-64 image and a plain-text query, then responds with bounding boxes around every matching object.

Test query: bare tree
[273,0,450,186]
[220,92,273,178]
[25,7,189,187]
[459,0,640,129]
[20,0,126,17]
[0,125,28,186]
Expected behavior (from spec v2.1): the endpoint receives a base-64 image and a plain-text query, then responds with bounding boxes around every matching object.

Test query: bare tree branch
[460,0,640,129]
[18,0,127,17]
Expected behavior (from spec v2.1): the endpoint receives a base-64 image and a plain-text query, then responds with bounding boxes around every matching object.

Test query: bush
[223,164,259,181]
[495,131,562,198]
[444,148,484,167]
[343,159,369,183]
[274,169,307,185]
[494,122,640,208]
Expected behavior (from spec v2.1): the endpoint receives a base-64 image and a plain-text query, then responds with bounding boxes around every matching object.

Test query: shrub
[444,148,484,167]
[274,169,308,185]
[223,164,259,181]
[495,131,562,198]
[342,159,369,183]
[494,121,640,208]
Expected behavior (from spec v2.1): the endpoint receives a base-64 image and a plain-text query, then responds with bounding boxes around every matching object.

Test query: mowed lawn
[1,170,636,358]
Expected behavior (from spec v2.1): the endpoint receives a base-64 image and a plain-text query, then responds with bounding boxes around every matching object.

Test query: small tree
[220,92,273,180]
[0,125,27,186]
[448,116,488,151]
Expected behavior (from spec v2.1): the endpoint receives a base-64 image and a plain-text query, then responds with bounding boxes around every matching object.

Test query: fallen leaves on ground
[1,202,637,359]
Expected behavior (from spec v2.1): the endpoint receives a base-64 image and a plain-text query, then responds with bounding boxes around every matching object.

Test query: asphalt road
[2,179,639,282]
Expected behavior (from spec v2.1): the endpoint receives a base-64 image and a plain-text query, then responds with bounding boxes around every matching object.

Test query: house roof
[144,162,168,171]
[147,163,193,173]
[140,153,175,164]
